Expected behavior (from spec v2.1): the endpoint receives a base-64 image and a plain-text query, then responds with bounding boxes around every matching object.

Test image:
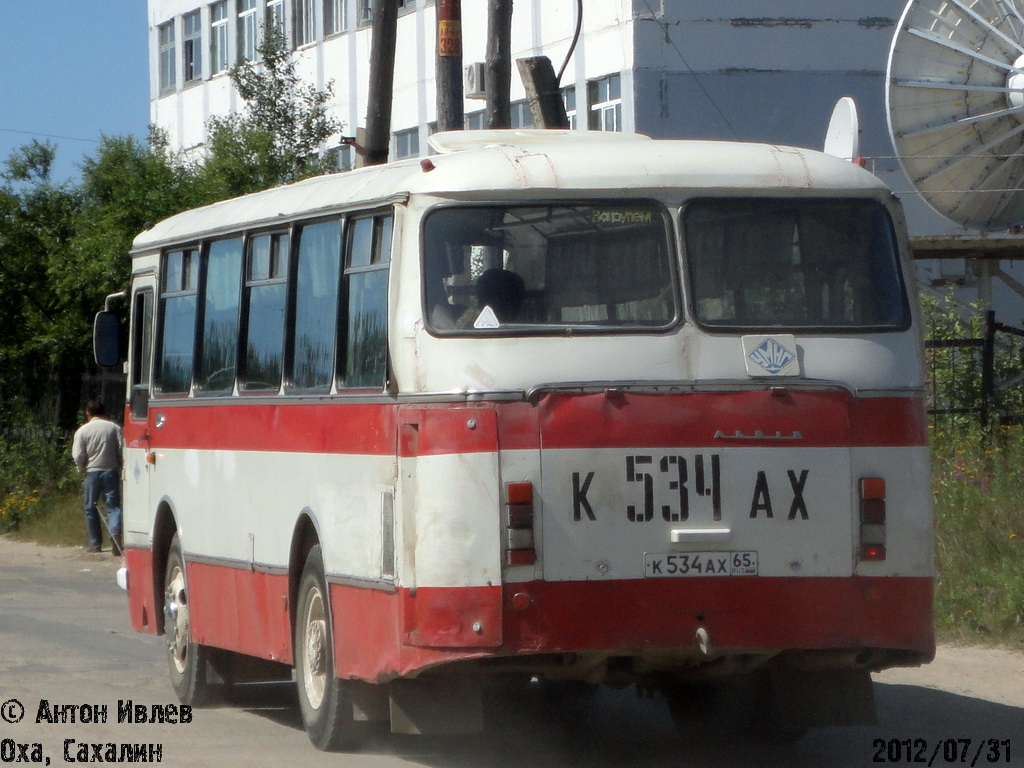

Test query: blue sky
[0,1,150,185]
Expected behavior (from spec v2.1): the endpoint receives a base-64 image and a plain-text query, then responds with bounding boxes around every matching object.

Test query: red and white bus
[100,130,933,749]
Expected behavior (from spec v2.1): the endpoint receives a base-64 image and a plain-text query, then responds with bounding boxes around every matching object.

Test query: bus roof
[131,130,890,254]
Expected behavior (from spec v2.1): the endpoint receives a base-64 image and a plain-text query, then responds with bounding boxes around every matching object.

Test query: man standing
[71,400,123,555]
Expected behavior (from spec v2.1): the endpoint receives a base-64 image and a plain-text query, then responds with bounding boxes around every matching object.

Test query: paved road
[1,537,1021,767]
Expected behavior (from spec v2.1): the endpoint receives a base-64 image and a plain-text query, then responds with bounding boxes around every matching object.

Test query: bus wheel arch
[152,501,178,636]
[288,511,321,639]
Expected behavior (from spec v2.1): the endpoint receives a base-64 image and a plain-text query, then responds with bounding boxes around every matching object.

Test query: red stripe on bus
[123,402,398,454]
[533,390,928,450]
[122,391,925,456]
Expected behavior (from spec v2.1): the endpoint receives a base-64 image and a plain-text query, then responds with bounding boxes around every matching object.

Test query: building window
[337,145,354,171]
[158,22,176,93]
[324,0,347,35]
[562,87,577,129]
[588,74,622,132]
[394,128,419,159]
[295,0,316,45]
[358,0,372,26]
[183,11,202,83]
[465,112,484,130]
[266,0,286,38]
[210,1,229,74]
[238,0,258,61]
[355,0,411,24]
[510,101,535,129]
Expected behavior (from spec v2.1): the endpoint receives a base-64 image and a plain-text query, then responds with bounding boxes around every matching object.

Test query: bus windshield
[684,198,910,331]
[424,202,677,333]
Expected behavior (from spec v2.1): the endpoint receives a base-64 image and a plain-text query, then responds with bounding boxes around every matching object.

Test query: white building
[147,2,905,180]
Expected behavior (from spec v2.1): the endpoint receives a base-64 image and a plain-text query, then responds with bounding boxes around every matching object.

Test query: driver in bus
[469,267,526,325]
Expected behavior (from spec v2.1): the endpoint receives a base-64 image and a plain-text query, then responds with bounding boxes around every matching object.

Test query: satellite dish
[824,96,861,161]
[887,0,1024,230]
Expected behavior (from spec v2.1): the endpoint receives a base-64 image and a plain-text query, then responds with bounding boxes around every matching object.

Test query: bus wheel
[294,545,366,751]
[164,534,215,706]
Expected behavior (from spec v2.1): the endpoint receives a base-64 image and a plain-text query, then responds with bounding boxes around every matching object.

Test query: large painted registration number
[644,551,758,578]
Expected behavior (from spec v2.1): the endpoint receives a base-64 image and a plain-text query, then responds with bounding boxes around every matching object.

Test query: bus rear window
[424,203,676,333]
[684,198,909,331]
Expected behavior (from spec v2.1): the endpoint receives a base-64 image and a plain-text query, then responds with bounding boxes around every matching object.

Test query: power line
[637,0,739,139]
[0,127,101,144]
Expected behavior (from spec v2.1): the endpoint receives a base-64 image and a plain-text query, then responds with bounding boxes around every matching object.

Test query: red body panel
[188,562,293,664]
[125,547,156,633]
[127,546,932,679]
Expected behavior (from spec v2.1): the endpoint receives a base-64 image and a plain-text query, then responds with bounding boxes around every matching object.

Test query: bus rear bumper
[499,575,934,668]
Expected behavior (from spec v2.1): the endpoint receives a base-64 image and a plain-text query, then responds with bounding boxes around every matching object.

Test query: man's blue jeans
[83,469,121,549]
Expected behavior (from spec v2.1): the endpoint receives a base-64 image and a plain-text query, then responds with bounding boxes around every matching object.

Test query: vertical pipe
[982,310,996,430]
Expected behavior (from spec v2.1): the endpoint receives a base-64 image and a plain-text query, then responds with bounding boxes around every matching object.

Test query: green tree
[0,141,82,369]
[71,130,202,300]
[200,24,343,197]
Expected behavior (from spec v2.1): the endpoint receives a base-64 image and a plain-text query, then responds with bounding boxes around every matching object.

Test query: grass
[5,489,89,548]
[931,424,1024,648]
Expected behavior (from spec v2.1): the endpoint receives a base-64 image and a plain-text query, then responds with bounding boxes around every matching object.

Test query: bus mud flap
[389,677,483,735]
[770,667,876,728]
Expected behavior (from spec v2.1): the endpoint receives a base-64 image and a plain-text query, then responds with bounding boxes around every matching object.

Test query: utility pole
[485,0,513,129]
[517,56,570,129]
[363,0,399,166]
[436,0,464,131]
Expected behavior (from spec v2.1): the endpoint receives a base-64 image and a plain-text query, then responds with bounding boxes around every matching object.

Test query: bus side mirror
[93,311,121,368]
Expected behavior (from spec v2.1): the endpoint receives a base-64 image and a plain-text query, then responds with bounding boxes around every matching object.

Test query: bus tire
[294,545,366,751]
[164,534,216,707]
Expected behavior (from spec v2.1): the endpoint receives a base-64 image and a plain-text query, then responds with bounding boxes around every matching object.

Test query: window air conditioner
[464,62,486,99]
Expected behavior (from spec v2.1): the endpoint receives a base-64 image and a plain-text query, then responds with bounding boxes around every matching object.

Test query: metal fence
[0,369,127,439]
[925,310,1024,427]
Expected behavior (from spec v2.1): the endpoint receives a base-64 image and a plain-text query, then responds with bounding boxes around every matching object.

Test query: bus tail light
[859,478,886,561]
[506,481,536,566]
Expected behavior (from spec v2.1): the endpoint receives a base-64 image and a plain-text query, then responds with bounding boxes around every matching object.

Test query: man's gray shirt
[72,418,123,473]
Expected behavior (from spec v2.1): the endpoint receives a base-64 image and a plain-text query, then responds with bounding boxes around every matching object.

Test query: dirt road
[0,536,1021,767]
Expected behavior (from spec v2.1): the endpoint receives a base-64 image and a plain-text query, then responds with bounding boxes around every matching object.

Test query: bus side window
[240,231,289,392]
[289,220,342,392]
[341,214,391,389]
[130,290,154,419]
[156,247,199,395]
[196,237,244,394]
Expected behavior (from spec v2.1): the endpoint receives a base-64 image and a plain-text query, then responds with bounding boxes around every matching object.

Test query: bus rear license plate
[644,551,758,578]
